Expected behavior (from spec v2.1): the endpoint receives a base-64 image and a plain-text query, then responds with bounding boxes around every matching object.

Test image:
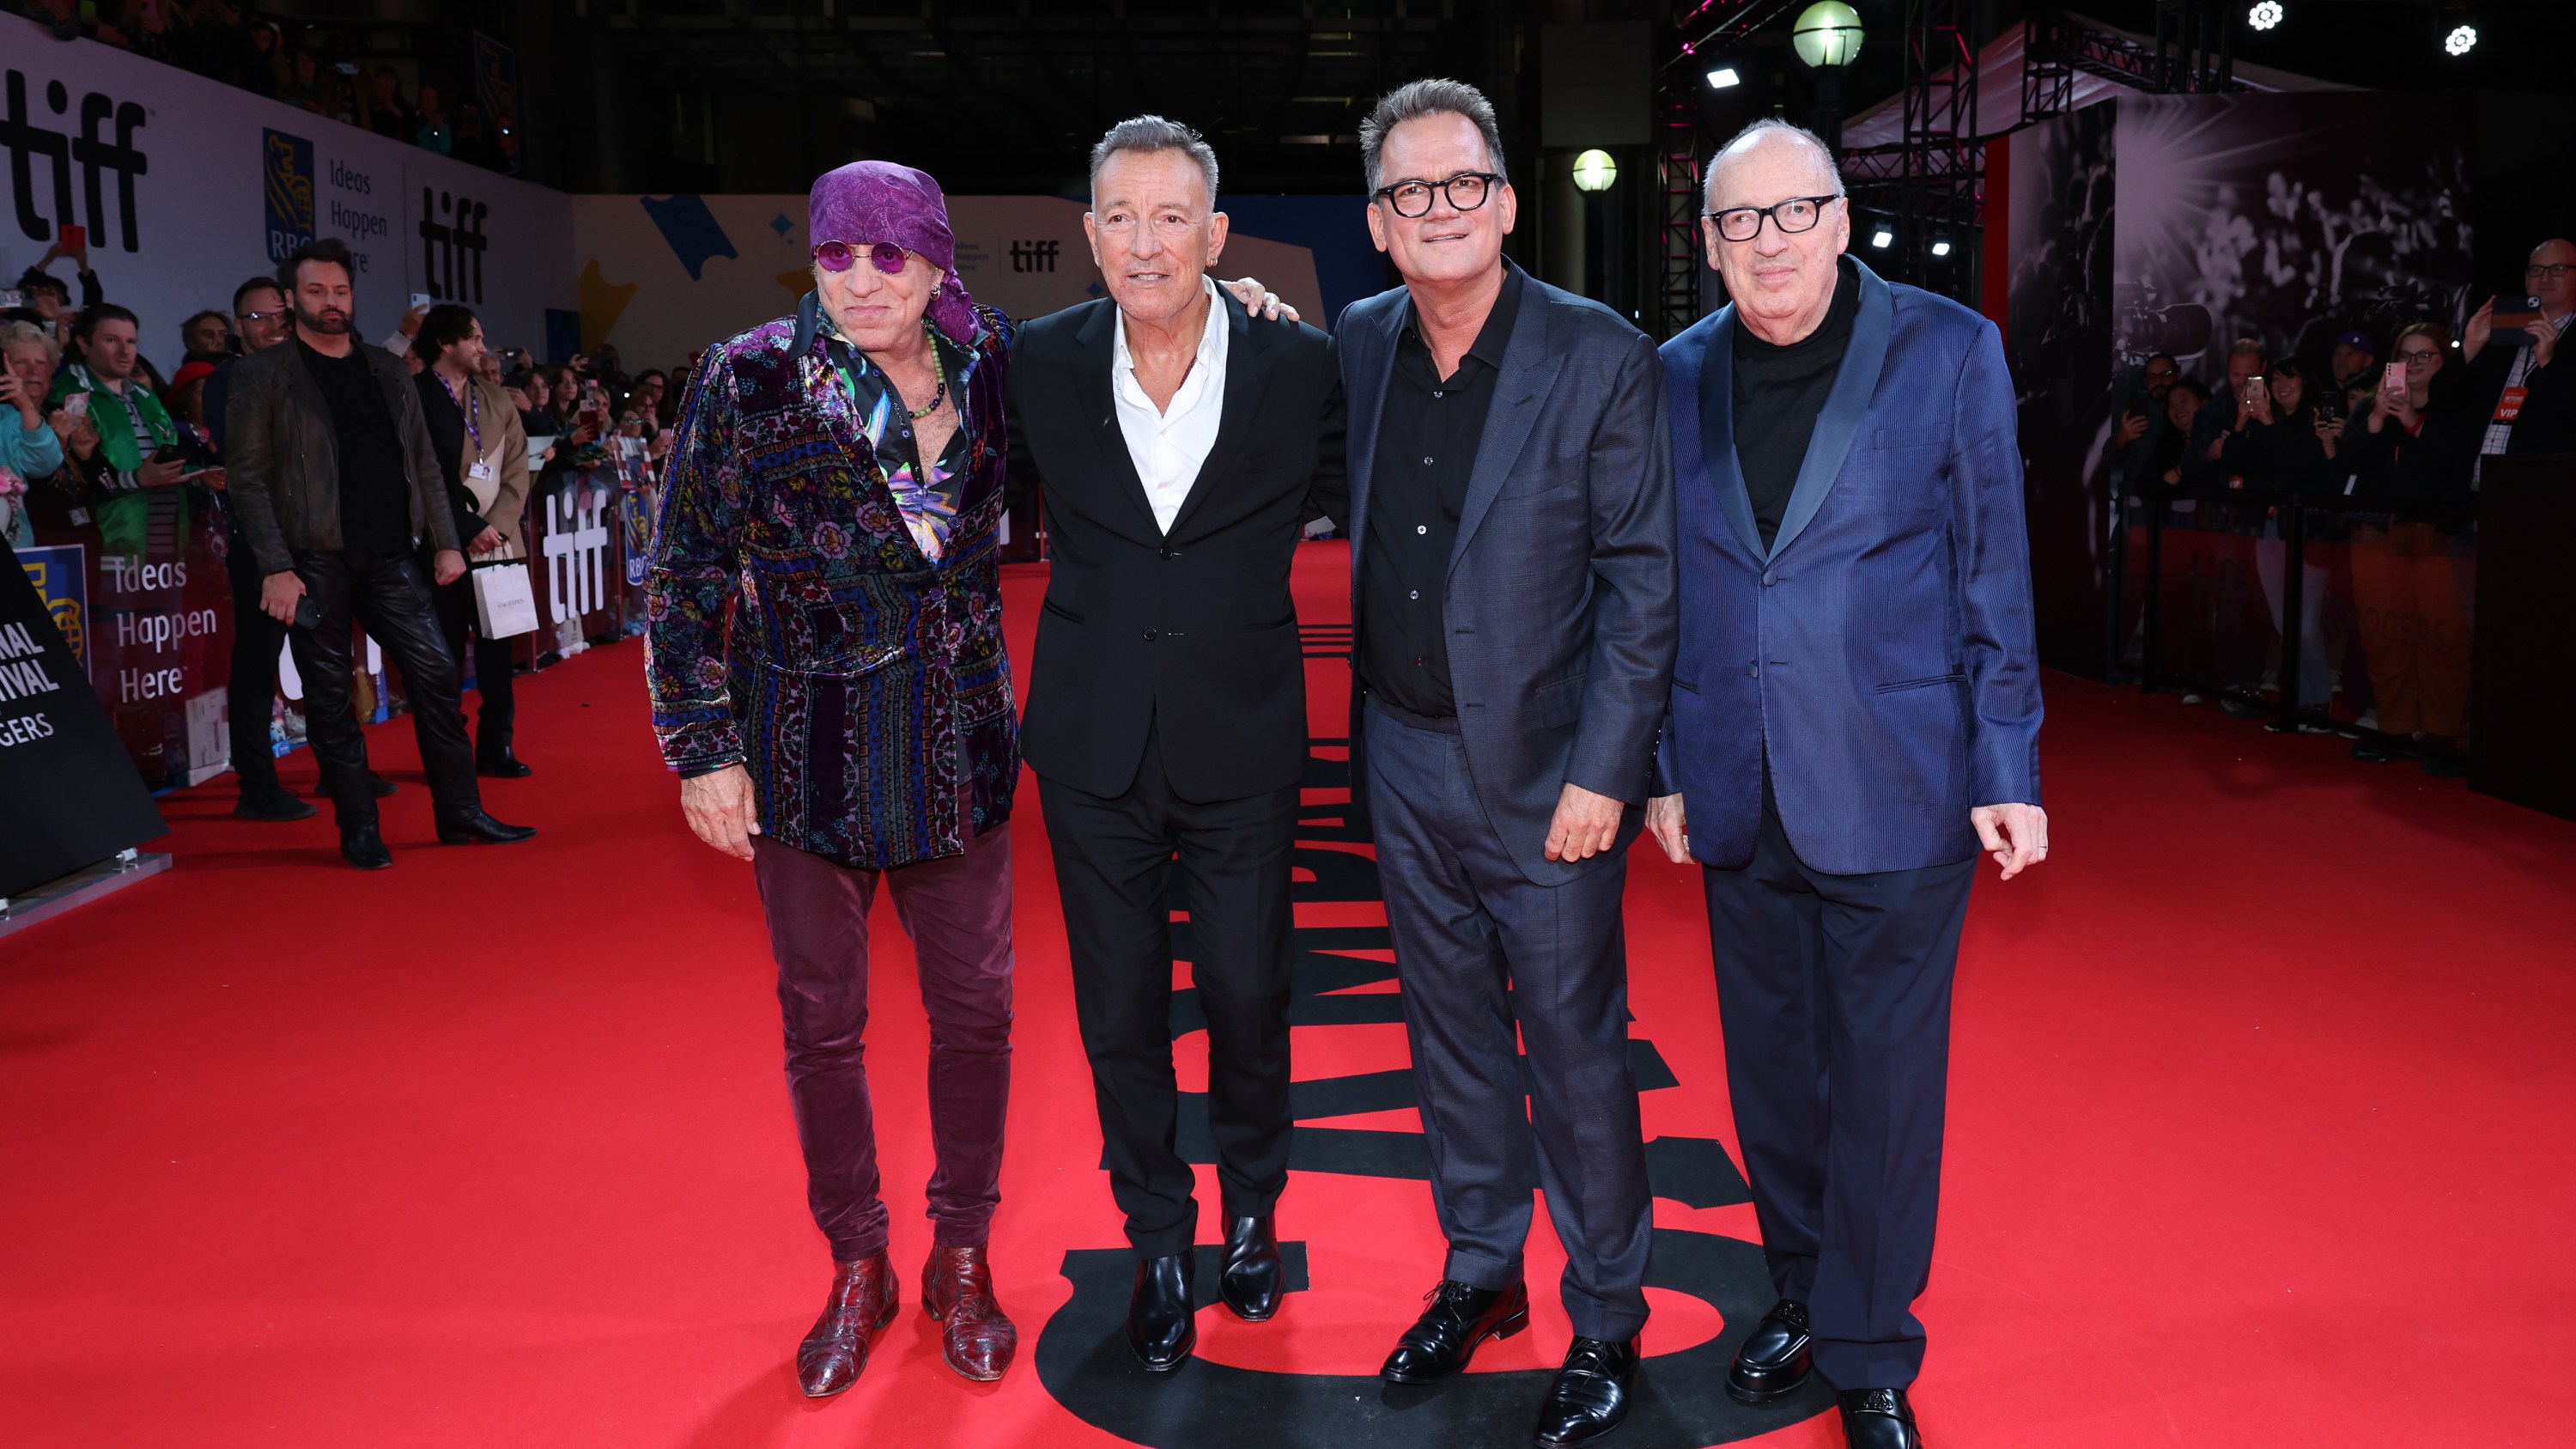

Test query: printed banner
[2,538,167,895]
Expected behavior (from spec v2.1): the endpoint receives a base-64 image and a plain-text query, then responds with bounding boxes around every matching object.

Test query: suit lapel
[1765,259,1893,561]
[1162,292,1270,541]
[1698,307,1765,559]
[1345,297,1400,581]
[1073,300,1164,538]
[1448,288,1565,575]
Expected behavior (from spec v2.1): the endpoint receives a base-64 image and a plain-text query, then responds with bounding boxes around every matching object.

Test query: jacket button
[1143,629,1159,642]
[1749,663,1761,678]
[1761,571,1777,587]
[1157,545,1174,559]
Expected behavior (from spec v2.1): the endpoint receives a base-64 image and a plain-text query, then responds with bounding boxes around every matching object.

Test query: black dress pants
[223,539,288,795]
[1037,722,1300,1259]
[428,563,518,761]
[286,549,482,831]
[1699,771,1975,1391]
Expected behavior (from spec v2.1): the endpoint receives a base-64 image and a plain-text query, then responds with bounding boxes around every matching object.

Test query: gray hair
[1360,78,1508,195]
[0,319,59,362]
[1704,119,1844,211]
[1090,114,1220,209]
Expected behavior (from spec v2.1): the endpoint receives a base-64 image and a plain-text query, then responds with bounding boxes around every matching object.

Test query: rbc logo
[261,128,316,264]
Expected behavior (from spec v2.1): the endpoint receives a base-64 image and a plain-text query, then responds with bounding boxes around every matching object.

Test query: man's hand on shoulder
[1970,802,2049,880]
[681,764,762,861]
[1219,277,1299,324]
[1544,782,1625,863]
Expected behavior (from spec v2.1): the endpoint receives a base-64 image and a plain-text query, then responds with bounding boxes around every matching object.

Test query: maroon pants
[750,820,1014,1262]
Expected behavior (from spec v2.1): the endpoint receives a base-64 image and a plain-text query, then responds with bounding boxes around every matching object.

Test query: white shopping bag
[472,563,540,639]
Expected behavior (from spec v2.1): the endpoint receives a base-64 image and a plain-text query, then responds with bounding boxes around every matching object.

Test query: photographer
[2456,238,2575,468]
[2340,322,2474,758]
[412,303,536,777]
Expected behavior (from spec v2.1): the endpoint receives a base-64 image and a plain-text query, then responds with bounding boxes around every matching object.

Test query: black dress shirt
[296,338,411,553]
[1732,255,1859,549]
[1360,264,1525,716]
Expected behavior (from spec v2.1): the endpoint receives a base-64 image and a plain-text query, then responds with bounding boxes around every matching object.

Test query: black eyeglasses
[1374,171,1500,218]
[1704,194,1842,243]
[2527,262,2573,280]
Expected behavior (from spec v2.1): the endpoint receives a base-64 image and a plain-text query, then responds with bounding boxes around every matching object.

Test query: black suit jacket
[1007,290,1348,802]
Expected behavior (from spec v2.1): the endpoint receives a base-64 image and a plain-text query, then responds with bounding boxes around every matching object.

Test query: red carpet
[5,540,2573,1447]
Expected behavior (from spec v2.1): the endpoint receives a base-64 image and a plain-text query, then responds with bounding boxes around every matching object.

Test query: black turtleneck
[1732,255,1861,549]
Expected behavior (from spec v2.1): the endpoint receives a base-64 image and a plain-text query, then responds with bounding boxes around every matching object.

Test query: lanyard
[447,374,482,451]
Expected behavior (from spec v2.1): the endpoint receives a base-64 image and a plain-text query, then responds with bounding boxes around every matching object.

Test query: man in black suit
[1007,114,1347,1374]
[1339,81,1674,1448]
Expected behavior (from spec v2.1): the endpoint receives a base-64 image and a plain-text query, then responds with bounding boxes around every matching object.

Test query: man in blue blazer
[1647,121,2048,1449]
[1340,79,1676,1449]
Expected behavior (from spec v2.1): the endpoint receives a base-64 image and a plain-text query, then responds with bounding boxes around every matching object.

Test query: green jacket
[49,363,176,473]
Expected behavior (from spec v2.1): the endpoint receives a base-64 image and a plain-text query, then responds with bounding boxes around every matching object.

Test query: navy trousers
[1700,775,1973,1390]
[1365,699,1653,1342]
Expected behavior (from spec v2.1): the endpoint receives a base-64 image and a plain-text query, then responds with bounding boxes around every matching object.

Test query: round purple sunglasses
[813,240,910,275]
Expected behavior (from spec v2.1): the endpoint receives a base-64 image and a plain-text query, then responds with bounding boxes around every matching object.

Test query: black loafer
[1380,1278,1529,1383]
[477,751,533,778]
[1219,1215,1285,1321]
[435,810,538,845]
[1838,1387,1925,1449]
[340,825,392,870]
[1534,1335,1637,1446]
[1126,1251,1196,1373]
[234,788,317,822]
[1727,1298,1812,1404]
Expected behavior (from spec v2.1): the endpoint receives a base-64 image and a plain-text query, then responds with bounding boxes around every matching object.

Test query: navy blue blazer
[1341,271,1677,886]
[1655,259,2042,875]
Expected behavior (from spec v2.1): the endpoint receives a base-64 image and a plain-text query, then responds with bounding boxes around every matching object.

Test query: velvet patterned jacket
[646,292,1019,870]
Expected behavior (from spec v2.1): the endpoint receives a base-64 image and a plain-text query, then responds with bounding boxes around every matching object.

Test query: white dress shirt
[1110,275,1230,533]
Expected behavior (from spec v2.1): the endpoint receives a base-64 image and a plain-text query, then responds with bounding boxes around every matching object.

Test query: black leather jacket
[220,338,456,575]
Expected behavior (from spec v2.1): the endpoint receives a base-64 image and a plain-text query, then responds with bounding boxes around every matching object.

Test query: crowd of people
[1,230,686,855]
[3,0,526,174]
[2108,238,2574,764]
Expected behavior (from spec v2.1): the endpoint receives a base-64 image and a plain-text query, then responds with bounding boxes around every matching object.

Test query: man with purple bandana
[647,161,1025,1395]
[647,161,1295,1399]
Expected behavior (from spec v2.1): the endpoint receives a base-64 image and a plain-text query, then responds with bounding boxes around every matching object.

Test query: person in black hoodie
[2337,323,2474,756]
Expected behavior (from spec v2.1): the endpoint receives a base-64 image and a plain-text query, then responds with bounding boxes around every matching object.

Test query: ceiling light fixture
[2247,2,2283,32]
[2444,23,2477,56]
[1870,228,1893,248]
[1707,66,1741,89]
[1930,239,1953,258]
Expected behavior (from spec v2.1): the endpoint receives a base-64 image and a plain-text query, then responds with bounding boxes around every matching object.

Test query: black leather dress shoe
[1727,1298,1813,1404]
[435,810,538,845]
[234,787,317,822]
[1126,1252,1196,1372]
[477,749,533,778]
[340,825,393,870]
[1219,1215,1284,1322]
[1838,1387,1925,1448]
[1534,1336,1638,1446]
[1379,1279,1530,1383]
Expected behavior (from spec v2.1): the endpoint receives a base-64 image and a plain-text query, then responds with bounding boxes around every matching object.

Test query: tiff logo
[1,69,148,251]
[420,186,489,304]
[542,491,609,624]
[1009,238,1060,273]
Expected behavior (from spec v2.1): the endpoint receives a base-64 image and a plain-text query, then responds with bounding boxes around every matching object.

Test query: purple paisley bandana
[808,160,980,345]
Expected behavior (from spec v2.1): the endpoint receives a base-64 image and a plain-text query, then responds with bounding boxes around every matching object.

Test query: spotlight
[1706,66,1741,89]
[1870,228,1894,249]
[2247,1,2282,32]
[1930,239,1953,258]
[2444,23,2477,56]
[1571,149,1619,193]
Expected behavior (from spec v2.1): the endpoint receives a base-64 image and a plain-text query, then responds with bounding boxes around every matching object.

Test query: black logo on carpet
[1033,629,1832,1446]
